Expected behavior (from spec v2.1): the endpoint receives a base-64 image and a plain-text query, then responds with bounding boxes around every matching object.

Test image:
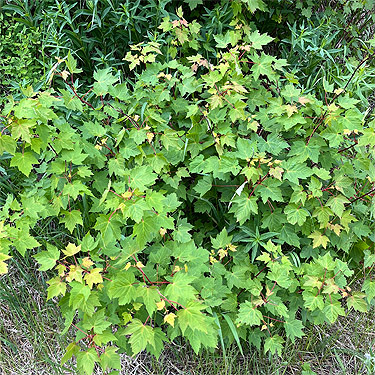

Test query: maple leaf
[108,272,137,305]
[264,335,284,355]
[309,231,329,249]
[123,319,156,355]
[10,152,38,176]
[62,243,81,257]
[84,268,103,289]
[77,348,98,375]
[93,68,119,96]
[0,253,11,275]
[60,210,83,233]
[236,302,263,326]
[33,244,59,271]
[99,347,121,371]
[164,313,177,327]
[177,302,211,334]
[47,276,66,300]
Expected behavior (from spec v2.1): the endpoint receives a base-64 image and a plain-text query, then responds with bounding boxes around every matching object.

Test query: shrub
[1,2,375,374]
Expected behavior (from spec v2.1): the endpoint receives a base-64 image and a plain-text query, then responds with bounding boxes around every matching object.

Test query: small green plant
[2,2,375,374]
[0,11,43,102]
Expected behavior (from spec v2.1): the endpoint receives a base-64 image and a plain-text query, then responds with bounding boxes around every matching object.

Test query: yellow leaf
[122,312,132,324]
[0,221,6,238]
[156,300,166,311]
[133,302,142,310]
[298,96,311,106]
[136,261,145,268]
[210,255,218,264]
[60,70,70,81]
[81,257,93,269]
[62,243,81,257]
[284,104,298,117]
[0,253,11,275]
[269,166,284,181]
[328,223,343,236]
[218,248,228,260]
[124,262,131,271]
[309,231,329,249]
[164,313,177,327]
[121,191,132,199]
[228,244,237,252]
[66,265,83,283]
[55,264,66,277]
[84,268,103,289]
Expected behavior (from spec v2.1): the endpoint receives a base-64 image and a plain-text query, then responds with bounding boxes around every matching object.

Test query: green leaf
[251,53,275,81]
[77,348,98,375]
[99,346,121,371]
[165,272,198,305]
[323,302,345,323]
[347,292,368,312]
[173,218,193,243]
[133,214,160,247]
[66,51,83,74]
[0,135,16,155]
[229,195,258,225]
[184,0,203,10]
[326,195,350,218]
[10,152,38,176]
[284,204,309,226]
[279,224,300,247]
[123,319,156,355]
[61,342,80,365]
[213,31,232,49]
[211,228,233,250]
[309,231,329,249]
[137,285,160,316]
[303,292,324,311]
[242,0,267,13]
[94,214,122,245]
[236,302,263,326]
[127,166,157,191]
[264,335,284,355]
[108,272,137,305]
[257,179,283,203]
[93,68,119,96]
[60,210,83,233]
[248,30,273,49]
[63,180,91,200]
[33,244,60,271]
[8,226,41,256]
[282,160,313,185]
[362,279,375,303]
[177,301,210,334]
[47,276,66,300]
[284,318,305,342]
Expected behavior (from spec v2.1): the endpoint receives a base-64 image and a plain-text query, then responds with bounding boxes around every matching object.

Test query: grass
[0,254,77,375]
[1,255,375,375]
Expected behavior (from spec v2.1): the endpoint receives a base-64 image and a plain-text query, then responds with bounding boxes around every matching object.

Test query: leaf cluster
[1,2,375,374]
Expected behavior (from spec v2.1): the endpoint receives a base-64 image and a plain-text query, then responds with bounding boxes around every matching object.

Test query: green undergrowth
[2,263,375,375]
